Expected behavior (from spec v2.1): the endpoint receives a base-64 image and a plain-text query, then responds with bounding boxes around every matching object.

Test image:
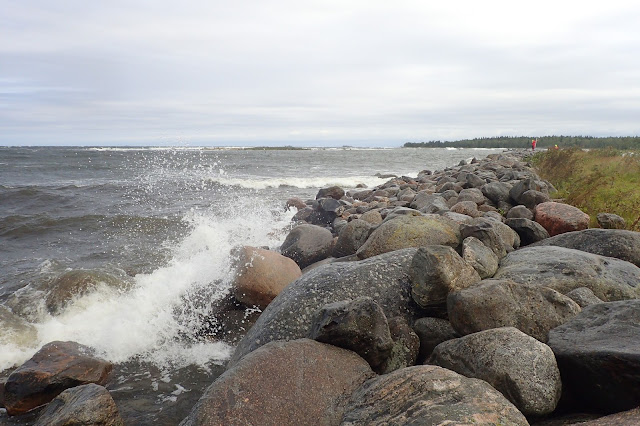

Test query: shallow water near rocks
[0,146,505,423]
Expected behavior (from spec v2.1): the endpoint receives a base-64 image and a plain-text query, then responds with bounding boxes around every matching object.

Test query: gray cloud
[1,0,639,146]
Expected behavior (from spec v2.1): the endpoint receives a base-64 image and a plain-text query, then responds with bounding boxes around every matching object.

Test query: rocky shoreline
[3,150,640,425]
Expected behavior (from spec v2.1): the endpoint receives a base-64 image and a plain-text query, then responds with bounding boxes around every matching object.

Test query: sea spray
[0,200,295,372]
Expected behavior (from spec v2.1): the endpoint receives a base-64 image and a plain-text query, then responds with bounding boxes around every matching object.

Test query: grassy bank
[531,148,640,231]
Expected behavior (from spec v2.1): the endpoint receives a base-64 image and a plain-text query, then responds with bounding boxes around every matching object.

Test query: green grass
[531,148,640,231]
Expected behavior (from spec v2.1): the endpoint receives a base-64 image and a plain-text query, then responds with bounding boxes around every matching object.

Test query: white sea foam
[209,175,389,190]
[0,202,295,371]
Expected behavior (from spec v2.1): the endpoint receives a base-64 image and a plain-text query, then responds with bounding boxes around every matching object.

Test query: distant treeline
[404,136,640,149]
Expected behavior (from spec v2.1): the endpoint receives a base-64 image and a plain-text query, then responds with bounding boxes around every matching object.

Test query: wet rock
[34,383,124,426]
[410,245,481,308]
[597,212,626,229]
[429,327,561,416]
[548,300,640,413]
[332,219,372,258]
[378,317,420,374]
[181,339,374,426]
[229,248,426,365]
[461,236,499,278]
[448,279,581,342]
[309,297,393,369]
[413,317,459,363]
[316,186,345,200]
[493,246,640,301]
[341,365,529,425]
[285,196,307,211]
[505,217,550,246]
[231,246,302,310]
[535,201,590,236]
[506,205,534,220]
[4,341,113,416]
[45,270,125,315]
[530,228,640,267]
[355,215,460,260]
[280,224,334,269]
[565,287,604,308]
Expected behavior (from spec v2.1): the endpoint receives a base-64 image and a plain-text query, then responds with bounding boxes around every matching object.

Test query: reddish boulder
[232,246,302,310]
[535,201,590,236]
[4,341,112,416]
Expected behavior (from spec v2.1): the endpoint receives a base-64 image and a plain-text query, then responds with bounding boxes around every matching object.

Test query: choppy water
[0,146,504,424]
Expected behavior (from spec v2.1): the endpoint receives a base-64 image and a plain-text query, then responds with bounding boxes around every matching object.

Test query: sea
[0,146,505,424]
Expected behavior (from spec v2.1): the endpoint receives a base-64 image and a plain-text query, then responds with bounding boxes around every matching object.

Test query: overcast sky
[2,1,639,146]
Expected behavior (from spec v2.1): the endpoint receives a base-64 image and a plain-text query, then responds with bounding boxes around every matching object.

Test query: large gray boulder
[229,249,426,365]
[309,297,393,370]
[340,365,529,425]
[462,236,499,278]
[280,224,334,269]
[505,217,550,246]
[448,279,581,342]
[548,300,640,413]
[356,215,460,260]
[34,384,124,426]
[530,228,640,267]
[428,327,562,416]
[413,317,459,363]
[181,339,374,426]
[565,287,604,308]
[493,246,640,301]
[410,192,449,213]
[482,181,512,204]
[332,219,372,258]
[409,245,481,308]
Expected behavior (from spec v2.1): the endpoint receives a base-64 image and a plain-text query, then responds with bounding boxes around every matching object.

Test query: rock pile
[184,150,640,424]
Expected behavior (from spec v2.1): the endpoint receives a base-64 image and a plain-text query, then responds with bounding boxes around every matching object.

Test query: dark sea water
[0,146,505,424]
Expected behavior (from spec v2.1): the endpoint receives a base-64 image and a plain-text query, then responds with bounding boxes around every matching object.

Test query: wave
[208,175,390,191]
[0,199,296,371]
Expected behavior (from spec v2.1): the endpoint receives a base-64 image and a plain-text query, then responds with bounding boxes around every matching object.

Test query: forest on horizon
[404,136,640,149]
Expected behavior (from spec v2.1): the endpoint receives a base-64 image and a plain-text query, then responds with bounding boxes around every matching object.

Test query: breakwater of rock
[3,150,640,425]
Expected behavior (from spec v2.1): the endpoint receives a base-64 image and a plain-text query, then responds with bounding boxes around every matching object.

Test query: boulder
[482,181,512,204]
[493,246,640,301]
[355,215,460,260]
[530,228,640,267]
[285,197,307,211]
[231,246,302,310]
[410,192,448,213]
[509,178,546,204]
[448,279,581,342]
[548,300,640,413]
[280,224,334,269]
[506,205,534,220]
[534,201,590,236]
[378,317,420,374]
[597,212,626,229]
[505,217,550,246]
[428,327,562,416]
[34,384,124,426]
[316,186,345,200]
[457,188,485,204]
[470,217,520,250]
[359,210,382,225]
[460,222,510,258]
[461,236,499,279]
[341,365,528,425]
[309,297,393,370]
[45,270,125,315]
[413,317,459,363]
[578,407,640,425]
[181,339,374,426]
[565,287,604,308]
[410,245,481,308]
[450,201,482,218]
[332,219,372,258]
[229,249,426,365]
[519,189,551,209]
[4,341,113,415]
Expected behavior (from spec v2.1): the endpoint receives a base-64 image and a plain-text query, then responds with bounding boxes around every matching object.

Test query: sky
[1,1,640,147]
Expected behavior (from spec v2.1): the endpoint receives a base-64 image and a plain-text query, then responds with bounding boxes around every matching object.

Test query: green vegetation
[404,136,640,149]
[531,148,640,231]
